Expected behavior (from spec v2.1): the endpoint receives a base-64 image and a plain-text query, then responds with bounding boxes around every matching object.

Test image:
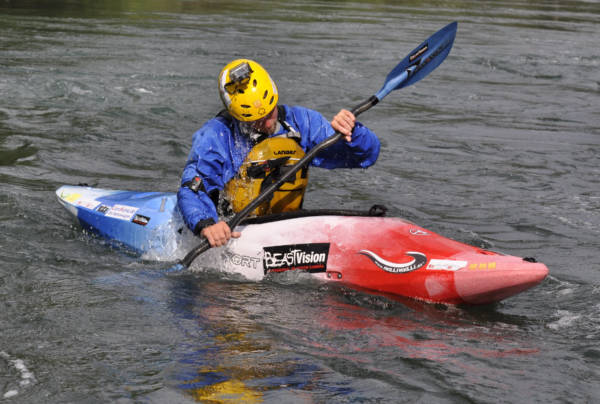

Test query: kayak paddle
[179,21,457,269]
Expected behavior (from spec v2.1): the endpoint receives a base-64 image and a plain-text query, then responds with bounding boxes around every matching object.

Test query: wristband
[193,218,216,235]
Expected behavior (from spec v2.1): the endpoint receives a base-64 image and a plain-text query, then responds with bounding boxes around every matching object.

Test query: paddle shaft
[180,96,378,267]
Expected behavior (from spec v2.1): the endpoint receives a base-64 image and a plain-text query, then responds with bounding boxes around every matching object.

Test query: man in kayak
[178,59,380,247]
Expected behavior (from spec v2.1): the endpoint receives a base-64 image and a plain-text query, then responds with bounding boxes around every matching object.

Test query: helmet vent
[269,96,274,105]
[253,79,257,87]
[263,90,268,99]
[241,104,251,109]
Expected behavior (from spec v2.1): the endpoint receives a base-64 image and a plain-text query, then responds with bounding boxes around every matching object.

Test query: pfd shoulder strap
[277,106,301,143]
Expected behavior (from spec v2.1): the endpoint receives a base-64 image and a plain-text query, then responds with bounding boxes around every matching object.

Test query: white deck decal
[426,259,467,271]
[105,204,139,221]
[74,198,100,210]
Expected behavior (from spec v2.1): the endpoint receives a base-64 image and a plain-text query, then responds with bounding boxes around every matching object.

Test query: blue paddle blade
[375,22,457,101]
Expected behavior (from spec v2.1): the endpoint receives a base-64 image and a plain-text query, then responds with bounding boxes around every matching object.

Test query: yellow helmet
[218,59,279,122]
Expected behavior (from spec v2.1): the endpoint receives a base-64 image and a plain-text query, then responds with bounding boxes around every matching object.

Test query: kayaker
[178,59,380,247]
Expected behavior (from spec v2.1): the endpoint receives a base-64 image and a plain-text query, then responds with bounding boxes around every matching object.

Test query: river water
[1,0,599,402]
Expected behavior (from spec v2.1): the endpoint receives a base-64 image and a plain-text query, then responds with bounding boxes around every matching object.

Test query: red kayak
[222,213,549,305]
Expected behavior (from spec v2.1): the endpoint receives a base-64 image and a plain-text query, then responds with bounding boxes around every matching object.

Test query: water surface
[1,0,599,402]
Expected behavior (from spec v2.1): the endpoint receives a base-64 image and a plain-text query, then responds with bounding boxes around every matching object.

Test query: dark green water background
[1,0,599,402]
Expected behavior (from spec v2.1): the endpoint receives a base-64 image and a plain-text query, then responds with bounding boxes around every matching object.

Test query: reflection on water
[166,277,319,402]
[161,275,543,401]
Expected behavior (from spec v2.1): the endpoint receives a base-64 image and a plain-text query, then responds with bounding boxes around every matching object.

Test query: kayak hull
[56,185,548,305]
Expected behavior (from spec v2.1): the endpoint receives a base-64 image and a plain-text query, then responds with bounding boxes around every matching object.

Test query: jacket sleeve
[286,106,380,169]
[177,187,218,233]
[177,119,231,233]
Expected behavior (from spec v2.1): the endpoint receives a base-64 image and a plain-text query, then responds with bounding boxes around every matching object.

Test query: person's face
[250,106,278,135]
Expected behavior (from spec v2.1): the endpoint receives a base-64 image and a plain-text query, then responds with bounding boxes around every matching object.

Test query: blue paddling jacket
[177,104,380,233]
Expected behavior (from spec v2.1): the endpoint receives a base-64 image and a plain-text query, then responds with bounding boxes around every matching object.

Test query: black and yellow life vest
[224,135,309,217]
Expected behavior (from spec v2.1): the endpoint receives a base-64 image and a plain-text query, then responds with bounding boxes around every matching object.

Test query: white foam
[547,310,581,330]
[558,288,573,295]
[4,390,18,399]
[71,86,92,95]
[1,351,36,398]
[135,87,154,94]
